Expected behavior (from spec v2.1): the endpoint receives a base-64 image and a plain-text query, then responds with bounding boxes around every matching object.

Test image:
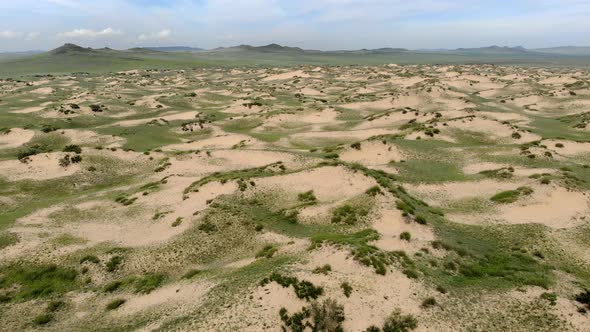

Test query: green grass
[0,264,78,301]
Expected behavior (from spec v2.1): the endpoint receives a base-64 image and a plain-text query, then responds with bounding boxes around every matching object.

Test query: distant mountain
[142,46,203,52]
[0,50,44,60]
[533,46,590,56]
[454,45,530,54]
[214,43,309,53]
[49,43,97,55]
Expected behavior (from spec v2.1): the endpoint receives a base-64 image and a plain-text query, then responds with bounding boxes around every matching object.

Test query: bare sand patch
[10,106,44,114]
[0,128,35,149]
[371,208,435,253]
[542,139,590,156]
[262,70,310,81]
[340,140,403,166]
[118,281,213,316]
[112,111,199,127]
[254,166,377,202]
[499,185,588,228]
[0,152,81,181]
[30,87,53,95]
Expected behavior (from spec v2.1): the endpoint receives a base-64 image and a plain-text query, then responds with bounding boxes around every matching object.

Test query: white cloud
[57,27,122,38]
[0,30,20,38]
[138,29,171,41]
[25,32,40,40]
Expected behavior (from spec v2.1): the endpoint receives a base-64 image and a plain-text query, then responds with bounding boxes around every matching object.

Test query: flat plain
[1,63,590,331]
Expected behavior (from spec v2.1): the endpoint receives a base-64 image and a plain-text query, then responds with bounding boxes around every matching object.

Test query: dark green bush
[106,298,125,310]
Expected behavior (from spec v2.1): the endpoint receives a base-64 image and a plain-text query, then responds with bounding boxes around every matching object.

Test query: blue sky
[0,0,588,51]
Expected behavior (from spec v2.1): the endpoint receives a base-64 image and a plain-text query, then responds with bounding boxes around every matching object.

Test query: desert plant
[312,264,332,275]
[382,309,418,332]
[255,245,278,259]
[106,298,125,310]
[341,282,353,298]
[400,232,411,241]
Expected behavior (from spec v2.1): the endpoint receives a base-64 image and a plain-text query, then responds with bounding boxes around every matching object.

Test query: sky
[0,0,589,52]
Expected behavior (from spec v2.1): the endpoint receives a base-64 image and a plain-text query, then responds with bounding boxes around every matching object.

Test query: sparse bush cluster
[260,273,323,300]
[331,204,369,224]
[279,298,345,332]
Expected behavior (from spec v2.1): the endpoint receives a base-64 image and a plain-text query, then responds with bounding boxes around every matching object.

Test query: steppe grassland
[0,65,590,331]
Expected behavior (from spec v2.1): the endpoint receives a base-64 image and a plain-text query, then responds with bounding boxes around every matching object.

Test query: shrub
[540,292,557,306]
[256,245,278,259]
[33,313,53,325]
[63,145,82,154]
[261,273,323,300]
[341,282,353,298]
[351,142,362,150]
[312,264,332,275]
[134,273,165,294]
[47,300,65,312]
[414,215,427,225]
[298,190,318,204]
[106,298,126,310]
[421,297,436,308]
[366,186,383,196]
[80,255,100,264]
[575,290,590,308]
[105,256,122,272]
[402,269,419,279]
[103,280,123,292]
[400,232,411,241]
[0,264,77,300]
[182,269,201,279]
[331,204,368,224]
[310,298,345,331]
[171,217,183,227]
[436,285,448,294]
[555,143,564,148]
[382,309,418,332]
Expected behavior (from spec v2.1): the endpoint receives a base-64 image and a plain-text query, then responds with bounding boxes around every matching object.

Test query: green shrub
[331,204,368,224]
[540,292,557,306]
[182,269,201,279]
[256,245,278,259]
[63,145,82,154]
[171,217,183,227]
[298,190,318,204]
[575,290,590,308]
[310,298,346,331]
[382,309,418,332]
[400,232,411,241]
[47,300,65,312]
[402,269,419,279]
[421,297,436,308]
[0,264,77,300]
[106,298,126,310]
[261,273,323,300]
[33,313,53,325]
[366,186,383,196]
[341,282,353,298]
[312,264,332,275]
[80,255,100,264]
[103,281,123,293]
[105,256,122,272]
[134,273,165,294]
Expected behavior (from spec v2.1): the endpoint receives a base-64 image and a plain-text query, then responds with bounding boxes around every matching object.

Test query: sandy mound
[255,166,377,202]
[542,139,590,156]
[10,106,45,114]
[0,152,81,181]
[340,140,403,166]
[263,70,310,81]
[499,186,588,228]
[118,281,214,316]
[0,128,35,149]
